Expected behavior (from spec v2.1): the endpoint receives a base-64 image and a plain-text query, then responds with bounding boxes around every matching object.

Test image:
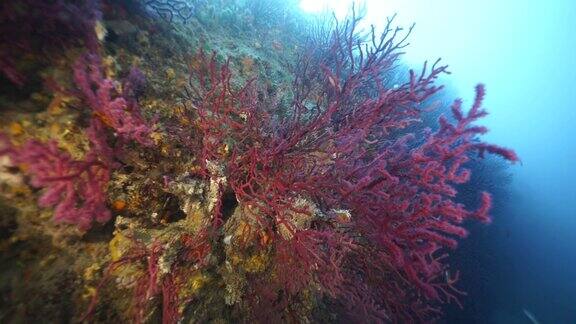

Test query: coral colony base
[0,0,517,323]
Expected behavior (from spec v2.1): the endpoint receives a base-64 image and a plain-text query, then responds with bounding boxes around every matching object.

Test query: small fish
[271,40,283,51]
[329,209,352,224]
[327,75,341,91]
[94,20,107,42]
[523,309,540,324]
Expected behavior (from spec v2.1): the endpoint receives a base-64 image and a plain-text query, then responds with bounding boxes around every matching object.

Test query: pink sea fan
[0,52,152,231]
[73,53,153,146]
[1,135,110,230]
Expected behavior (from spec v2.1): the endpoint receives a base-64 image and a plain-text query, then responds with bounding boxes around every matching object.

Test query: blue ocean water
[299,0,576,323]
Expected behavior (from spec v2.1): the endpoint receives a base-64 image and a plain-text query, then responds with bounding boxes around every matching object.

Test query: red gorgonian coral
[183,10,517,322]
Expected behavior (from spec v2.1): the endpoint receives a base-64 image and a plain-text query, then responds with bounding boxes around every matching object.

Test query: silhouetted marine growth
[144,0,206,23]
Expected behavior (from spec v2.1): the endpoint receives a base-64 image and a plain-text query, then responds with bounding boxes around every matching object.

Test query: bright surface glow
[299,0,352,17]
[299,0,331,13]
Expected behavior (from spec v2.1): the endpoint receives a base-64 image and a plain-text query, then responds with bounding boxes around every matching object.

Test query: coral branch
[0,135,110,230]
[73,53,153,146]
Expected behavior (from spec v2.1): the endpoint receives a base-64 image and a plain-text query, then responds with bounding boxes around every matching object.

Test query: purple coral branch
[73,53,153,147]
